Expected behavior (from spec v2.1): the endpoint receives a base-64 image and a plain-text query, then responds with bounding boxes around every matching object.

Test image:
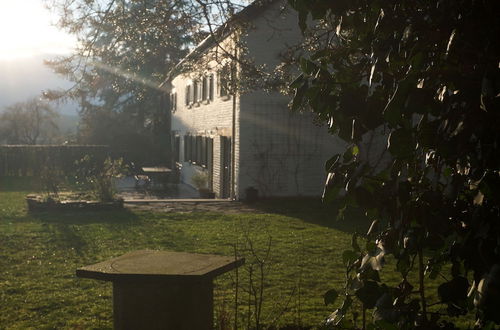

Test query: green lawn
[0,177,474,329]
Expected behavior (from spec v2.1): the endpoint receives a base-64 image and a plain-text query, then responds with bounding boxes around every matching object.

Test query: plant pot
[245,187,259,203]
[198,189,215,199]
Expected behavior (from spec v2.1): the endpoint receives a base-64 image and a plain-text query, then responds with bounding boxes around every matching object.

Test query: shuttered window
[183,134,213,167]
[170,92,177,112]
[209,74,214,101]
[219,65,231,98]
[202,76,208,101]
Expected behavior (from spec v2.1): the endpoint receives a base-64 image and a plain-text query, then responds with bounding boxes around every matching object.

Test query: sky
[0,0,74,60]
[0,0,77,115]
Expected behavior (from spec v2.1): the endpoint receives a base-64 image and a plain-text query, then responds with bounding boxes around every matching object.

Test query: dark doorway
[221,136,231,198]
[207,137,214,190]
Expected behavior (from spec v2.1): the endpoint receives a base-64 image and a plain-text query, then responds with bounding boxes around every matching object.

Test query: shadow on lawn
[31,208,141,225]
[250,197,372,233]
[31,209,141,256]
[0,176,41,192]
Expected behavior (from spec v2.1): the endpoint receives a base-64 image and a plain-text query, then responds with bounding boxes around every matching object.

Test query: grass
[0,177,475,329]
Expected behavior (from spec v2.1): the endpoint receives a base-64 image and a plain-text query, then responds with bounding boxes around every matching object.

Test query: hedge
[0,145,109,177]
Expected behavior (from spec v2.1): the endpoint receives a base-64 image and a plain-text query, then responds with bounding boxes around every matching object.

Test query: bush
[75,155,128,202]
[191,171,208,190]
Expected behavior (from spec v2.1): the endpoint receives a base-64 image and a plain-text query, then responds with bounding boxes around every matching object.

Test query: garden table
[140,167,172,188]
[76,249,244,330]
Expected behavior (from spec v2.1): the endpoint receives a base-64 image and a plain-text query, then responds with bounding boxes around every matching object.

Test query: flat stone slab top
[141,167,171,173]
[76,250,244,282]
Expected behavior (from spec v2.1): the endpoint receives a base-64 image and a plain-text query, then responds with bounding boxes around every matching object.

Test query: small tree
[0,98,59,145]
[75,155,128,202]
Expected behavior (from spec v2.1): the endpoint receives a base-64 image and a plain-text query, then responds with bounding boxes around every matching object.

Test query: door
[221,136,231,198]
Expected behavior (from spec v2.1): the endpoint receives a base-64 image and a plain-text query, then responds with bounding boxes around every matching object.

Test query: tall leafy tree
[289,0,500,328]
[44,0,201,164]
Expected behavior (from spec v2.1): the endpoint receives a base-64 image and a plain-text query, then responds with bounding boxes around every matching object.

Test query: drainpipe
[160,80,173,169]
[230,39,238,200]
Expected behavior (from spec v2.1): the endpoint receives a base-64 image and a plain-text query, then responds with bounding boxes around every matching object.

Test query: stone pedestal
[76,250,244,330]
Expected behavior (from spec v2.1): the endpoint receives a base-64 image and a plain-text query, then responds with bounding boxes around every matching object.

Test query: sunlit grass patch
[0,177,474,328]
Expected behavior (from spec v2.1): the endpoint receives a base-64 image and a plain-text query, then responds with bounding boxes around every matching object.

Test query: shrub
[75,155,128,202]
[191,171,209,190]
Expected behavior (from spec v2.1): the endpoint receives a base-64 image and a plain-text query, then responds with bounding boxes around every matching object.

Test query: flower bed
[26,194,123,212]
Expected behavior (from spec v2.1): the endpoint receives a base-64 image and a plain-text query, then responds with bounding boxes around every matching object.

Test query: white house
[162,0,345,199]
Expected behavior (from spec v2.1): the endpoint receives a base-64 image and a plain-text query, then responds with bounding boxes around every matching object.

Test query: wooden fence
[0,145,109,177]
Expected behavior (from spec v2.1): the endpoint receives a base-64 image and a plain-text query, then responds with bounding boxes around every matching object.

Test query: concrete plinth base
[76,250,244,330]
[113,279,213,330]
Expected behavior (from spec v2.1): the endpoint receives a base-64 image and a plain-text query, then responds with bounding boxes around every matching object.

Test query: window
[185,84,192,106]
[197,80,203,103]
[183,134,213,167]
[170,92,177,112]
[193,81,199,103]
[173,135,180,163]
[209,74,214,101]
[203,74,215,102]
[191,80,203,104]
[202,76,208,101]
[219,65,231,98]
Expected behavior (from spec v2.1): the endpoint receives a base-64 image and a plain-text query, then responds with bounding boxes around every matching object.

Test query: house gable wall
[236,1,346,198]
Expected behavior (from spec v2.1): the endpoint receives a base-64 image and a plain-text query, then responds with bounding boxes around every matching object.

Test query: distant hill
[0,53,78,116]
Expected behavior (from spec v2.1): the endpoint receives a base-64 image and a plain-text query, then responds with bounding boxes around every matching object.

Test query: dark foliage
[44,0,201,164]
[289,0,500,328]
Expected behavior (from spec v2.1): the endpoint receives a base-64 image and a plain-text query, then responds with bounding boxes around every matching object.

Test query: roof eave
[160,0,280,89]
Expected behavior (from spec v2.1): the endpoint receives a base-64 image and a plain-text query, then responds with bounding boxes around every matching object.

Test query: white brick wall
[241,1,302,68]
[170,0,347,199]
[212,135,222,197]
[235,1,346,198]
[238,95,346,198]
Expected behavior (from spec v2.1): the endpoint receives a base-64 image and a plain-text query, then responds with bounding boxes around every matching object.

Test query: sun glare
[0,1,74,60]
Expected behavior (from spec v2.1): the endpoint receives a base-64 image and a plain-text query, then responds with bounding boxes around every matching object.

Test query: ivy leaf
[355,186,375,209]
[366,241,377,254]
[383,86,402,127]
[325,296,353,326]
[358,267,381,282]
[324,288,339,306]
[398,181,412,205]
[291,81,308,111]
[343,145,357,163]
[388,128,414,159]
[338,118,355,141]
[417,119,439,149]
[360,250,385,271]
[355,280,383,309]
[289,74,304,89]
[397,253,411,275]
[342,250,359,266]
[311,49,331,61]
[352,233,361,252]
[373,320,399,330]
[299,57,318,75]
[438,276,469,303]
[325,154,341,172]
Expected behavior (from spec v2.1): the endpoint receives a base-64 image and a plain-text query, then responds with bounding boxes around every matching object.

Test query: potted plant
[191,172,215,198]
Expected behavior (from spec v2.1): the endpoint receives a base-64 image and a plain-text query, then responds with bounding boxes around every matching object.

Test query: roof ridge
[161,0,282,87]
